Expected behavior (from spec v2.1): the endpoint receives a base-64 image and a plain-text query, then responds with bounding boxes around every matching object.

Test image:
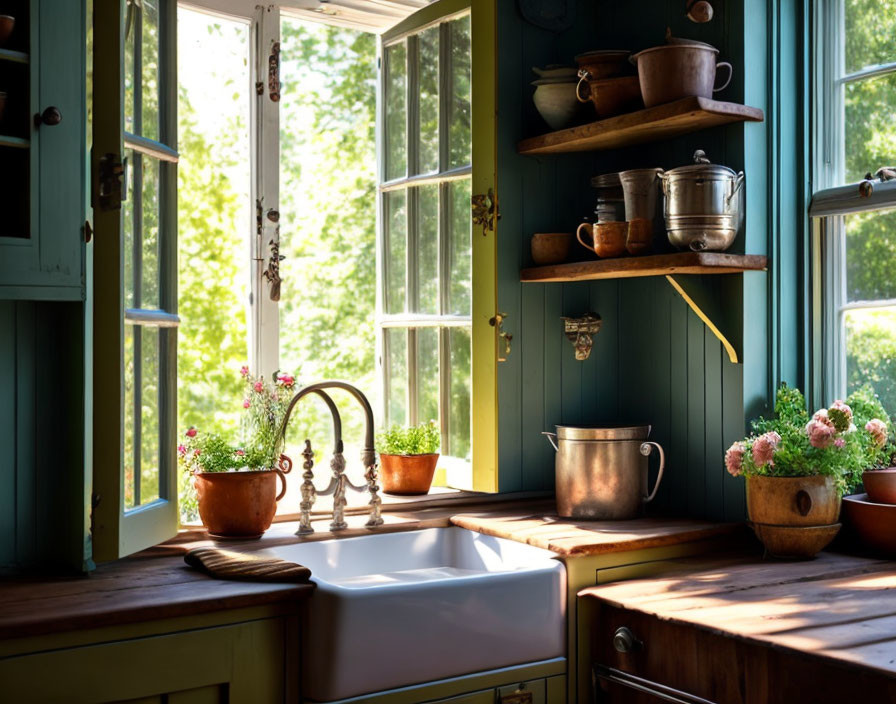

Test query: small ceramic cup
[530,232,571,265]
[577,221,627,258]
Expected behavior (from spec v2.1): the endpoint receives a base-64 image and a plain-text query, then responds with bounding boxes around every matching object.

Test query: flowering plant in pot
[724,385,885,557]
[178,367,296,539]
[376,421,441,495]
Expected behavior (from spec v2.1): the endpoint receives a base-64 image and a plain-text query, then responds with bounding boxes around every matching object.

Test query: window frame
[93,0,179,561]
[810,0,896,406]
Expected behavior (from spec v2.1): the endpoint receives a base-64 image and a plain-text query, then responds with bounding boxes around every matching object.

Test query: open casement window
[811,0,896,411]
[92,0,179,560]
[377,0,498,491]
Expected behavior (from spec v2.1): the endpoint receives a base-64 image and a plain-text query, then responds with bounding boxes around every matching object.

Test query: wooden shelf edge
[518,97,765,155]
[520,252,768,283]
[0,135,30,149]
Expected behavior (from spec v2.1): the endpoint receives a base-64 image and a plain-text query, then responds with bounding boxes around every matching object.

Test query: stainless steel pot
[660,150,745,252]
[543,425,666,520]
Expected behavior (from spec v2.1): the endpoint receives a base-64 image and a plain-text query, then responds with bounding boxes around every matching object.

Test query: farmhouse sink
[260,526,566,701]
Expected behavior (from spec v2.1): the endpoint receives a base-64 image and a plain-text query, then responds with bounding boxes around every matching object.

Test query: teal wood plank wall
[495,0,805,520]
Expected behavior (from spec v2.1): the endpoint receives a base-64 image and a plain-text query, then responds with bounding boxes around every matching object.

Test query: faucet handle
[296,439,317,536]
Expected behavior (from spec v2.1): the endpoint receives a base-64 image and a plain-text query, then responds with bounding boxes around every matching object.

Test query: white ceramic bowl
[532,81,582,130]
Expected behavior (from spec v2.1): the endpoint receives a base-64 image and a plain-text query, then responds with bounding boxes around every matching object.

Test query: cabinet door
[0,0,85,298]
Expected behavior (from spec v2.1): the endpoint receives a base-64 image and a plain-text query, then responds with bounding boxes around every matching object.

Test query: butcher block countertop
[581,551,896,678]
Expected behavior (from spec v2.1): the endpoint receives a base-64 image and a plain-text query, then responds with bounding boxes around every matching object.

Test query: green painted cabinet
[0,0,86,299]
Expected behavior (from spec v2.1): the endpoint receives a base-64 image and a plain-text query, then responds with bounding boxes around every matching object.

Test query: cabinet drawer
[590,602,896,704]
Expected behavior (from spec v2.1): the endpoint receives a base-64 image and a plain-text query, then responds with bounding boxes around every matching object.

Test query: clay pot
[576,75,642,118]
[193,469,287,539]
[575,50,633,81]
[746,475,841,558]
[379,453,439,495]
[843,493,896,555]
[0,16,14,47]
[531,232,571,265]
[862,468,896,504]
[532,80,583,131]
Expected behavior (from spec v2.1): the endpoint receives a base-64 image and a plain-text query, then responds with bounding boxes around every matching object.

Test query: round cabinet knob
[35,106,62,127]
[613,626,641,654]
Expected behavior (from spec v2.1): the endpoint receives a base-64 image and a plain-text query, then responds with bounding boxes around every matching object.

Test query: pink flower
[834,437,846,448]
[193,449,201,456]
[806,418,835,448]
[725,441,746,477]
[828,400,853,432]
[243,398,251,409]
[185,427,197,438]
[177,444,186,456]
[277,373,296,388]
[235,449,245,456]
[812,408,836,430]
[253,381,264,393]
[752,431,781,467]
[866,418,888,448]
[240,365,250,377]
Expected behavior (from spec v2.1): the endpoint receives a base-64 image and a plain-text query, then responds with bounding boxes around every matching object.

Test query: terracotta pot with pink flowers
[724,385,886,558]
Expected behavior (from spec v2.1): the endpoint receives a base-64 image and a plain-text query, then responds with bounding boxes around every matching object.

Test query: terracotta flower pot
[746,475,841,558]
[862,468,896,505]
[193,469,287,539]
[379,453,439,495]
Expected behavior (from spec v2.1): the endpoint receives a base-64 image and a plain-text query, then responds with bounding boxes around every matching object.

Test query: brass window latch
[472,188,500,236]
[489,312,512,362]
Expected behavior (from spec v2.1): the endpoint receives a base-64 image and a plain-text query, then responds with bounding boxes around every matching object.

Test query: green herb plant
[376,421,440,456]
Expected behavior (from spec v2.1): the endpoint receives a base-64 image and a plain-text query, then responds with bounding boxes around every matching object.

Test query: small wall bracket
[561,312,602,360]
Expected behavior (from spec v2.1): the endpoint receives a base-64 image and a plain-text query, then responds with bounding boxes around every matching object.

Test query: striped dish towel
[184,547,312,583]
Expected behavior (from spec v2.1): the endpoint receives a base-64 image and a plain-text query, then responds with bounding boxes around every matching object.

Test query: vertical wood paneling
[520,285,549,490]
[686,307,706,517]
[15,302,37,565]
[647,279,672,511]
[704,332,724,521]
[0,302,16,565]
[667,294,690,513]
[543,284,563,490]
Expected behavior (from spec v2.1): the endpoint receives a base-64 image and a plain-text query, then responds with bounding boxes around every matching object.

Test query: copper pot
[193,469,287,539]
[379,453,439,495]
[576,75,642,118]
[862,468,896,505]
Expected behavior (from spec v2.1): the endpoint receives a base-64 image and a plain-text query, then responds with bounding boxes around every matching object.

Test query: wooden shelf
[520,252,767,283]
[518,97,764,155]
[0,48,29,64]
[0,135,30,149]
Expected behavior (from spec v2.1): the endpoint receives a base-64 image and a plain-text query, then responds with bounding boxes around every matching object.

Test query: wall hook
[561,312,602,361]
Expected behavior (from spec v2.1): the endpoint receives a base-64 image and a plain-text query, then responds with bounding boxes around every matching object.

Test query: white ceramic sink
[260,527,566,701]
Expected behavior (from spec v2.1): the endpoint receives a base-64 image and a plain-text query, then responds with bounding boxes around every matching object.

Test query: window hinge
[472,188,499,236]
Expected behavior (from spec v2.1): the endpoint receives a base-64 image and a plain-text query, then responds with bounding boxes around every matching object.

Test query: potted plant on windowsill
[848,385,896,504]
[724,385,884,558]
[376,421,441,495]
[178,367,296,539]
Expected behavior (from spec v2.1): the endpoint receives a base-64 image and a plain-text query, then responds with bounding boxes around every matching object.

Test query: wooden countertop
[580,551,896,678]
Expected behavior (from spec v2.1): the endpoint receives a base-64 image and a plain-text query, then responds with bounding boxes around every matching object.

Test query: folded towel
[184,547,312,583]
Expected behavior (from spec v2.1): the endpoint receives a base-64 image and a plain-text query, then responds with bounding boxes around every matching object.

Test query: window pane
[417,26,440,174]
[138,155,161,309]
[140,327,161,505]
[448,179,472,316]
[386,328,408,426]
[448,15,472,169]
[845,72,896,183]
[416,327,439,425]
[385,190,407,313]
[846,308,896,415]
[844,0,896,75]
[845,208,896,301]
[385,42,407,181]
[125,8,135,135]
[124,149,136,309]
[141,0,161,141]
[417,185,439,314]
[124,324,136,510]
[448,326,472,460]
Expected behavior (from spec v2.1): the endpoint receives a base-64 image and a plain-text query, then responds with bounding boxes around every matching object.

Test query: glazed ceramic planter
[746,475,841,558]
[379,453,439,495]
[193,468,287,539]
[861,468,896,505]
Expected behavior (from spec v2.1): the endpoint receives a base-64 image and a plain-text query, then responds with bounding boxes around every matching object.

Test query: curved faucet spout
[277,387,344,455]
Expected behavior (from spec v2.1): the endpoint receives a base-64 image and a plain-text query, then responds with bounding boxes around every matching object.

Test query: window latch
[96,152,125,212]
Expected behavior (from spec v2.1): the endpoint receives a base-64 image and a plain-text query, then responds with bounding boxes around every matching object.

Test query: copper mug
[577,221,627,258]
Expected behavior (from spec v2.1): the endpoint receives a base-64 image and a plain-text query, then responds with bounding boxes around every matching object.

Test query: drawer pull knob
[613,626,641,654]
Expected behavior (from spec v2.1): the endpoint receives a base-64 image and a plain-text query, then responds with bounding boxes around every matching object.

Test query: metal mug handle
[542,431,559,452]
[640,441,666,503]
[714,62,733,92]
[576,69,592,103]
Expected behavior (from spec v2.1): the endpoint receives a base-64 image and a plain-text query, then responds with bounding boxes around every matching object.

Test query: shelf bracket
[665,275,741,364]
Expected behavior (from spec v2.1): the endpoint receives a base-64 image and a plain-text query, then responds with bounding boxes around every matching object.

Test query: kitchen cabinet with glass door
[0,0,86,299]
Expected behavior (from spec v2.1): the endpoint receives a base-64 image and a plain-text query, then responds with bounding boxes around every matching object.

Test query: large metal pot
[660,150,745,252]
[543,425,666,520]
[631,40,733,107]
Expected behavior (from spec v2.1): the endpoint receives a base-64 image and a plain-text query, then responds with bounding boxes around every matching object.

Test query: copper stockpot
[379,453,439,495]
[193,468,287,539]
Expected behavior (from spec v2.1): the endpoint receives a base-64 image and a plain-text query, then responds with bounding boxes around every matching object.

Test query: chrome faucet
[277,381,384,534]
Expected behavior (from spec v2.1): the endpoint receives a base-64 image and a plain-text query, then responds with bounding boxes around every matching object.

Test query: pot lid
[664,27,717,50]
[555,424,651,440]
[590,172,622,189]
[663,149,738,178]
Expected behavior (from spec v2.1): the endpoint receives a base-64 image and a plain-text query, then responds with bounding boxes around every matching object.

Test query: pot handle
[274,467,288,502]
[714,62,733,93]
[640,441,666,503]
[576,222,595,252]
[726,171,746,209]
[542,431,560,452]
[576,69,592,103]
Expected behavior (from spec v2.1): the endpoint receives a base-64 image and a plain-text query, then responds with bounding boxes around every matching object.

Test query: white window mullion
[249,5,280,379]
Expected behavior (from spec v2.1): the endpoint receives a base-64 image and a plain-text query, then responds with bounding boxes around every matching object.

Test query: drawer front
[590,602,896,704]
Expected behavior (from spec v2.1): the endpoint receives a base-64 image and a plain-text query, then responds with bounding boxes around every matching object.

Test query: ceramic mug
[577,221,627,258]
